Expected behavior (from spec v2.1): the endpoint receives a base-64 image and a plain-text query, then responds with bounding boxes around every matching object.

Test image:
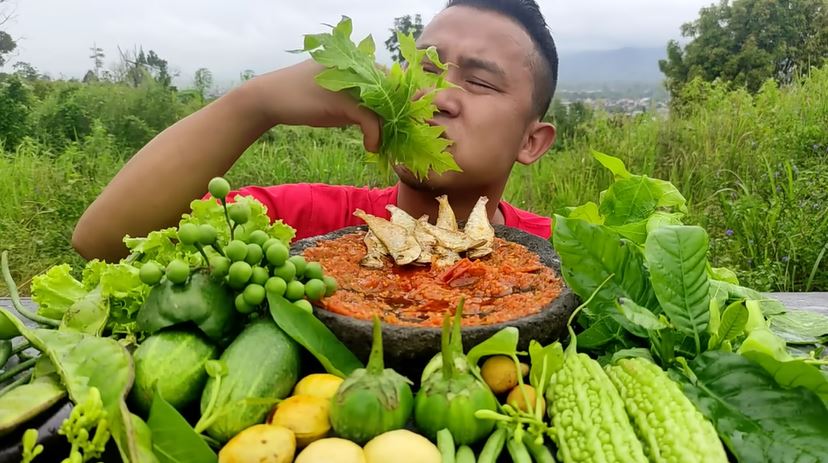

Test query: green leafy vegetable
[300,16,459,180]
[614,297,670,334]
[674,351,828,463]
[598,175,687,227]
[0,376,65,436]
[30,260,151,336]
[0,306,148,462]
[30,264,87,320]
[466,327,520,368]
[147,390,217,463]
[644,225,711,353]
[267,293,362,377]
[527,340,563,389]
[552,216,658,316]
[739,350,828,404]
[708,300,748,349]
[769,310,828,344]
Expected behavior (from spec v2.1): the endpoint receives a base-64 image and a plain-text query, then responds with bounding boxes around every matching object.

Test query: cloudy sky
[3,0,713,89]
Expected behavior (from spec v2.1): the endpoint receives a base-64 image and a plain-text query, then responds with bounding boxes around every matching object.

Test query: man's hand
[72,59,381,262]
[245,60,381,152]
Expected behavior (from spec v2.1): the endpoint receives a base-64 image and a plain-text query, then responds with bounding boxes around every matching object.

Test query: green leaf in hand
[301,16,460,180]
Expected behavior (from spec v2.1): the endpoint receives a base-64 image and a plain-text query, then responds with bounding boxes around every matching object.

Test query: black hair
[444,0,559,119]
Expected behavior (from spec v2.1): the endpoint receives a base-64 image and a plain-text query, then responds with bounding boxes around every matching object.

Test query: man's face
[395,6,542,192]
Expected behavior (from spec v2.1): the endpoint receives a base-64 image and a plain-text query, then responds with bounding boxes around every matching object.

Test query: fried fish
[361,230,387,269]
[464,196,494,259]
[386,204,418,233]
[418,219,487,252]
[354,209,422,266]
[414,215,437,265]
[435,195,458,231]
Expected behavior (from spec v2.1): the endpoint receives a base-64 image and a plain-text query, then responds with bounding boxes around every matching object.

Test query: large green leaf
[591,150,632,179]
[267,294,362,377]
[644,226,710,351]
[740,351,828,405]
[598,176,688,226]
[466,327,520,367]
[0,305,153,462]
[769,310,828,344]
[552,216,658,317]
[674,351,828,463]
[147,391,217,463]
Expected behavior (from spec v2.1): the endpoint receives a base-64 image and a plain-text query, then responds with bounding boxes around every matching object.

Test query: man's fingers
[353,106,382,153]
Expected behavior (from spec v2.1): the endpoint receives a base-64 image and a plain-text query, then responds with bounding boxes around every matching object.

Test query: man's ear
[516,121,556,165]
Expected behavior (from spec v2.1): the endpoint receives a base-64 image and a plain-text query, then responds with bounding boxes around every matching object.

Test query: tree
[194,67,213,101]
[0,0,16,67]
[116,46,174,88]
[659,0,828,97]
[240,69,255,81]
[12,61,37,80]
[385,14,423,62]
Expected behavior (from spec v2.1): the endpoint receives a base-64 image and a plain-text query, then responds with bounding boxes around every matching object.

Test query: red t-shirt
[225,183,552,241]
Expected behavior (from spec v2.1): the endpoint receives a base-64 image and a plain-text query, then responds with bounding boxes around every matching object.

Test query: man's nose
[430,82,461,118]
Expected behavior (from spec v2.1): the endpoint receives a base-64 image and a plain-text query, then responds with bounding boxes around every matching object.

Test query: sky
[2,0,714,90]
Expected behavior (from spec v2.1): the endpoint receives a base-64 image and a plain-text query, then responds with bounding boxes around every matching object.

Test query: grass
[1,69,827,295]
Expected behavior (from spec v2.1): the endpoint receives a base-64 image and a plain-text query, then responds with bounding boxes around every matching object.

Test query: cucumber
[200,318,301,442]
[130,329,219,414]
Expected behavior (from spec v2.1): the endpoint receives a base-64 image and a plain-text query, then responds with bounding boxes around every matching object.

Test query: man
[72,0,559,262]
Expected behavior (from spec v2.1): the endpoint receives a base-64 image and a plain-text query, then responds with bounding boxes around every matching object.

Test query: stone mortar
[291,224,580,382]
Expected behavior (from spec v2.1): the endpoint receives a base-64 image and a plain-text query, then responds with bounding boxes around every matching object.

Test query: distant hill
[557,47,668,86]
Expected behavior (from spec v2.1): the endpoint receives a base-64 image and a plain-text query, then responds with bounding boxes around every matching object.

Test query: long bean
[437,428,456,463]
[477,428,507,463]
[506,435,532,463]
[0,340,11,367]
[0,356,38,383]
[1,251,60,327]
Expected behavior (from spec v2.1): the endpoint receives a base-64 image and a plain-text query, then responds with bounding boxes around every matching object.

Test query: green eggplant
[414,300,498,445]
[329,316,414,444]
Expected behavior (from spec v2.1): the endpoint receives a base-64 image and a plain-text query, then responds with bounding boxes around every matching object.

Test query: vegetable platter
[2,16,828,463]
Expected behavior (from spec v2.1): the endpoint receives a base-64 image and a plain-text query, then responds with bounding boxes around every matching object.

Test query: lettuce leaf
[31,264,87,320]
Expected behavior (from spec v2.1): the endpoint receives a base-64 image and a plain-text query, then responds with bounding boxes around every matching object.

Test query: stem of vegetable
[194,243,211,267]
[220,198,235,241]
[441,313,454,379]
[1,251,61,328]
[0,356,38,383]
[804,359,828,366]
[0,370,32,396]
[565,273,615,353]
[194,375,223,434]
[210,243,225,257]
[511,354,533,416]
[367,316,384,375]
